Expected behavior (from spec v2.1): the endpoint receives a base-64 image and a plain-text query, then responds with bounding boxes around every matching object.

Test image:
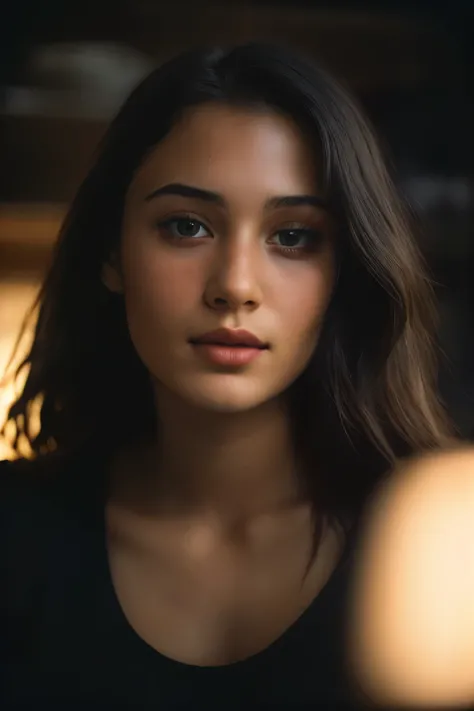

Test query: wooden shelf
[0,203,65,246]
[0,203,64,275]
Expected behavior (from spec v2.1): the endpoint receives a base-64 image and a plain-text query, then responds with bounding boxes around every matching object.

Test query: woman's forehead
[128,103,322,204]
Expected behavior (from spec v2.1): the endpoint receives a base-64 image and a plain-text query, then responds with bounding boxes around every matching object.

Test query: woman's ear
[102,255,124,294]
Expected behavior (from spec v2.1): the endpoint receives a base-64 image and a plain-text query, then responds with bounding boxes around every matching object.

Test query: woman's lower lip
[192,343,264,366]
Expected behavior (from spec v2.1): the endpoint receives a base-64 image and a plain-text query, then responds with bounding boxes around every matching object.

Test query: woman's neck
[113,388,305,523]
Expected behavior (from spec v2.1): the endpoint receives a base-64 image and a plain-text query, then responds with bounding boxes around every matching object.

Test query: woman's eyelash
[155,215,324,253]
[271,227,324,250]
[157,215,211,238]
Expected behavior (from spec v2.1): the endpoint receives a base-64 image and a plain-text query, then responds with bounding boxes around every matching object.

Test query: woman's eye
[160,217,210,239]
[272,228,322,251]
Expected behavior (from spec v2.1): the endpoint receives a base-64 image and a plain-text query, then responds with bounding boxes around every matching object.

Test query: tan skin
[103,103,344,667]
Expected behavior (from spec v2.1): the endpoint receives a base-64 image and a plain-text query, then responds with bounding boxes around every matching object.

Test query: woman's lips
[191,342,265,367]
[190,328,267,349]
[189,329,269,367]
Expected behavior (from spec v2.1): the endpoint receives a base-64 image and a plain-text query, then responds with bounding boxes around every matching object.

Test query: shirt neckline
[90,454,355,674]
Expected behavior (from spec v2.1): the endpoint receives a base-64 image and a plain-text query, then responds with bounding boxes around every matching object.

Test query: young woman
[1,43,451,707]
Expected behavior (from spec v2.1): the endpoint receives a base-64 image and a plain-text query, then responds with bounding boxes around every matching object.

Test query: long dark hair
[1,43,452,521]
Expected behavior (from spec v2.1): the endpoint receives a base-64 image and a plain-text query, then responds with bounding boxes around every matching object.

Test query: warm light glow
[0,278,40,460]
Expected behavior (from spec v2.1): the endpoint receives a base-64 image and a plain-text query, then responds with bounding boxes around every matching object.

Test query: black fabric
[1,456,360,709]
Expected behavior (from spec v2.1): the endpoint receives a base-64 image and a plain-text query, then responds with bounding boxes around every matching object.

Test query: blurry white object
[4,42,153,119]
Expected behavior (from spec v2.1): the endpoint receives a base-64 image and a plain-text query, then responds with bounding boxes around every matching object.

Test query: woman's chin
[175,378,279,415]
[183,390,269,415]
[153,370,289,416]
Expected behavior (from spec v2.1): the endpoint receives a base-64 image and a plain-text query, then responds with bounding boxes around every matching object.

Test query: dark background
[0,0,473,440]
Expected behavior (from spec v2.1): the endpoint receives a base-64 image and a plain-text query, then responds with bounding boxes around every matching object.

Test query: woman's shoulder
[1,450,106,528]
[0,456,55,513]
[1,453,77,502]
[1,451,105,605]
[0,452,104,639]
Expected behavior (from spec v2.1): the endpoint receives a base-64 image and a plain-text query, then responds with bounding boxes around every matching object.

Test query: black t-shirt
[1,455,360,709]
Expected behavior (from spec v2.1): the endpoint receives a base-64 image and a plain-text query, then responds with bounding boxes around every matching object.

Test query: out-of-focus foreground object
[348,447,474,708]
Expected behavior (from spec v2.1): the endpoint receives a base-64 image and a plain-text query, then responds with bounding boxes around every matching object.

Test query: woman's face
[110,103,336,413]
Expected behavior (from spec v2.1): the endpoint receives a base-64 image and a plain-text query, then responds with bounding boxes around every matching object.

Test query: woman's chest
[7,527,351,707]
[105,512,344,666]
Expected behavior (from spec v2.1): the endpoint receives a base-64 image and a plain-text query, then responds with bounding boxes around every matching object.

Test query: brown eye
[271,228,323,251]
[159,217,211,239]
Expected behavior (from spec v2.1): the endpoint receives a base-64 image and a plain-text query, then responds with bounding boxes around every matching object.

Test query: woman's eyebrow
[266,194,328,210]
[145,183,225,206]
[145,182,329,212]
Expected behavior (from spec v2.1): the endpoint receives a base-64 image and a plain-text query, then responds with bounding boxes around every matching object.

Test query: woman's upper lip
[190,328,268,348]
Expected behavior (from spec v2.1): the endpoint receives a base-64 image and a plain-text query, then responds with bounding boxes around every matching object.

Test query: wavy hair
[1,43,452,519]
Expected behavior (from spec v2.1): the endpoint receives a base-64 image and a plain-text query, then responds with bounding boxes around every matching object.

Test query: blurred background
[0,0,473,458]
